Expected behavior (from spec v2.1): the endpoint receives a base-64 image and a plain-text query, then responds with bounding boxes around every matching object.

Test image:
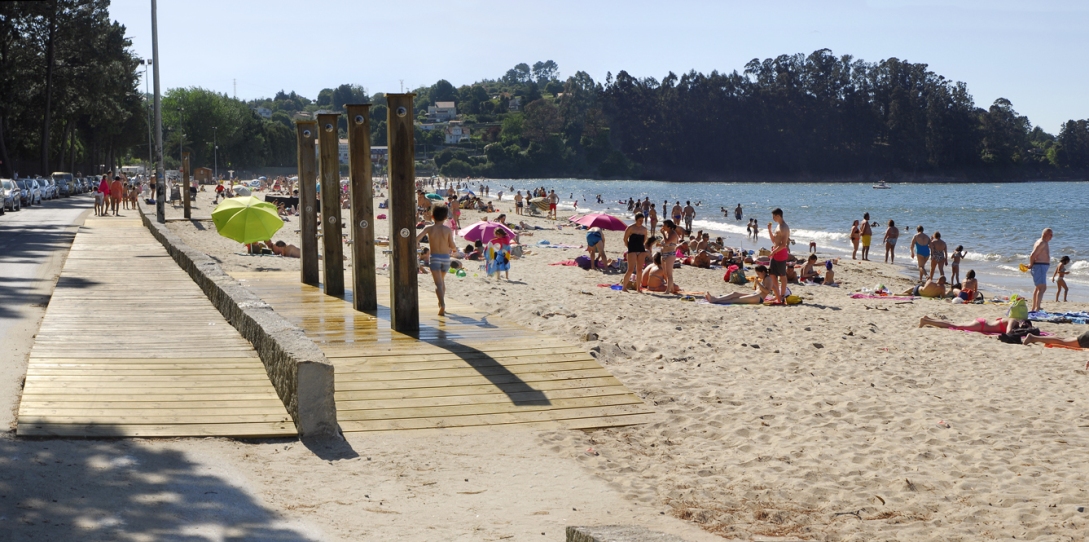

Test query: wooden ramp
[17,215,296,438]
[230,271,656,433]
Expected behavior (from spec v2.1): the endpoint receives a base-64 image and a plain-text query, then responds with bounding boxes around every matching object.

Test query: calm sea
[474,180,1089,301]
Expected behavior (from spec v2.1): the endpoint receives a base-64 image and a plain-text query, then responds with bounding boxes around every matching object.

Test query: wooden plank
[17,422,295,438]
[385,93,419,332]
[334,376,626,401]
[317,112,344,296]
[335,368,615,391]
[346,103,377,312]
[296,120,320,285]
[337,385,638,412]
[337,404,651,432]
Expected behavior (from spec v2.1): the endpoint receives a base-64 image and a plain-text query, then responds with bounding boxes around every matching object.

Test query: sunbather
[705,265,772,304]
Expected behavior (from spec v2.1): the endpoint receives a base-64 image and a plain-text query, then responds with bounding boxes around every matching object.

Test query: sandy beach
[160,192,1089,540]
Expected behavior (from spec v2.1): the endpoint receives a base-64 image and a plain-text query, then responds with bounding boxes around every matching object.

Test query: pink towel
[850,294,916,300]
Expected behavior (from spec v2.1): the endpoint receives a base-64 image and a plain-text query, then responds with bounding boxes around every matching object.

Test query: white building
[445,122,470,145]
[254,106,272,119]
[427,101,457,121]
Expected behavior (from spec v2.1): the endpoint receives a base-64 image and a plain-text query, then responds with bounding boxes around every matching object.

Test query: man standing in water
[682,201,696,233]
[767,208,790,304]
[1029,228,1053,312]
[734,204,743,221]
[860,212,873,261]
[417,205,456,316]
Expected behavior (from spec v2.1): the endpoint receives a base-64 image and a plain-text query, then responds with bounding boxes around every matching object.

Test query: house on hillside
[254,106,272,119]
[445,122,470,144]
[508,97,522,112]
[427,101,457,121]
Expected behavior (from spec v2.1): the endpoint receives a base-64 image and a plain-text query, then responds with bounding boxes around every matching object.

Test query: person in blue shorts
[1028,228,1053,312]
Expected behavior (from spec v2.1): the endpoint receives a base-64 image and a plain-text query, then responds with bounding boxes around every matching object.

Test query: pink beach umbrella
[458,221,516,243]
[572,212,627,231]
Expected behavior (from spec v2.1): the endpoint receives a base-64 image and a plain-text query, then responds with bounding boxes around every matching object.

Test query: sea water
[473,180,1089,301]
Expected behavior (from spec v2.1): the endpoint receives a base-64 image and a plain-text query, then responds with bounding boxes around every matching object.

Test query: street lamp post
[177,107,184,175]
[213,126,218,181]
[151,0,165,223]
[144,60,152,176]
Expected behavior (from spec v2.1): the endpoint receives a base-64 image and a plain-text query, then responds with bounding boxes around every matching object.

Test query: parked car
[39,178,56,199]
[52,172,74,196]
[15,179,41,206]
[2,179,22,211]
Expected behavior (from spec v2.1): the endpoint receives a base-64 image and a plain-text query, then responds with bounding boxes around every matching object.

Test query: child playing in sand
[417,205,456,315]
[1053,255,1070,302]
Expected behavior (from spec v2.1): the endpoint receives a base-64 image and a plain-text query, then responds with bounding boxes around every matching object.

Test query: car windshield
[2,180,14,189]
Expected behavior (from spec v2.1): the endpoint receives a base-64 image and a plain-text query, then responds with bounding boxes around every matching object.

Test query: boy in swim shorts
[417,205,456,316]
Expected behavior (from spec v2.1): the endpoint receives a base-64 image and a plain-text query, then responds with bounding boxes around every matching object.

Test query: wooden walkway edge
[230,271,657,433]
[16,215,296,438]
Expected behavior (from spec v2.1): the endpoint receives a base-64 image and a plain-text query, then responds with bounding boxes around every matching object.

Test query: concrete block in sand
[566,525,690,542]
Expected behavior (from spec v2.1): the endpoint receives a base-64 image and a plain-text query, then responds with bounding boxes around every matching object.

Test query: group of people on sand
[614,207,822,305]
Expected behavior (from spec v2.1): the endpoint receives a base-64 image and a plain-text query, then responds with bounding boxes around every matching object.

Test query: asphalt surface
[0,193,92,427]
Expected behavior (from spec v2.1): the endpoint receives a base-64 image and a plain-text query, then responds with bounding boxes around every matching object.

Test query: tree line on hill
[3,1,1089,181]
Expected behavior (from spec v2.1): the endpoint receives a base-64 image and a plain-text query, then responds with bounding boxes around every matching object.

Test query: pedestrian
[1029,228,1052,312]
[850,220,861,259]
[110,175,123,216]
[767,208,791,304]
[883,220,899,264]
[1053,255,1070,302]
[682,201,695,232]
[860,212,873,261]
[623,213,649,293]
[910,226,931,282]
[487,228,512,280]
[416,205,455,316]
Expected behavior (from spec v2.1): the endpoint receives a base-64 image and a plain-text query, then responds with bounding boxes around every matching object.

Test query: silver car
[38,178,55,199]
[15,179,41,206]
[2,179,22,212]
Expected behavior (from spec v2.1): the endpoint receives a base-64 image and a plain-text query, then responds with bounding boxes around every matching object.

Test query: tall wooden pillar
[295,121,319,286]
[386,94,419,332]
[182,151,191,219]
[317,113,344,297]
[346,104,376,312]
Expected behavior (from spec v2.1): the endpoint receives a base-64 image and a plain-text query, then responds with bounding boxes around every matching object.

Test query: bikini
[627,233,646,254]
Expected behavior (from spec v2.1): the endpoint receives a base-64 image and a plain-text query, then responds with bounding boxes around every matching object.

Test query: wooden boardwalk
[231,271,656,432]
[17,215,296,438]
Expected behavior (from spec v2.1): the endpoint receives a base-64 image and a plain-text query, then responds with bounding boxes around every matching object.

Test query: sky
[110,0,1089,133]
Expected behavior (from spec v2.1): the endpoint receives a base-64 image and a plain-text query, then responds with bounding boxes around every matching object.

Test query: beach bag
[725,265,747,285]
[574,255,592,270]
[998,325,1041,344]
[1008,296,1029,321]
[785,295,802,305]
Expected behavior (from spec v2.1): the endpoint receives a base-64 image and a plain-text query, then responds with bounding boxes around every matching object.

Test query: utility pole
[213,126,218,182]
[152,0,165,223]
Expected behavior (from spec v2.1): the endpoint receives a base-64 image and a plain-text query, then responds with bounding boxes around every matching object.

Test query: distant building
[445,122,470,145]
[427,101,457,121]
[317,139,388,166]
[508,97,522,112]
[254,106,272,119]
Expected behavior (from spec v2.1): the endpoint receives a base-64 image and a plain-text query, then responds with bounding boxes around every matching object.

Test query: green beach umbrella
[212,196,284,245]
[425,193,443,201]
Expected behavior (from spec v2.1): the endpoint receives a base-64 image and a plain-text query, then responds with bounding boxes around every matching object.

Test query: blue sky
[111,0,1088,133]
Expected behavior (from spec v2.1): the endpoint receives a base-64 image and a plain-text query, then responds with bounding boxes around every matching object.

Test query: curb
[137,203,338,437]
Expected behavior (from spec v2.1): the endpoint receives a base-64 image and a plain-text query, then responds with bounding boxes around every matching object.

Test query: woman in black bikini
[623,213,649,293]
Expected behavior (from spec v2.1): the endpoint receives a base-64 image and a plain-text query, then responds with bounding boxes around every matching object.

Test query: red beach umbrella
[572,212,627,231]
[458,221,516,243]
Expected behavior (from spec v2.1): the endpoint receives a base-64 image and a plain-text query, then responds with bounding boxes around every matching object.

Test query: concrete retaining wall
[138,204,337,437]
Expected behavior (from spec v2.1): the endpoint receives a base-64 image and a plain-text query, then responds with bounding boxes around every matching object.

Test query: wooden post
[346,104,376,312]
[182,151,191,219]
[296,120,319,286]
[317,113,344,297]
[386,94,419,332]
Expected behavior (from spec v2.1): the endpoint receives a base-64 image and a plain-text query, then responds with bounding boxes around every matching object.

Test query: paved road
[0,194,92,427]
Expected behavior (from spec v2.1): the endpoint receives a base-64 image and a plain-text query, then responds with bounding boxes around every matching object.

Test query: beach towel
[1028,310,1089,325]
[850,294,918,301]
[548,260,579,266]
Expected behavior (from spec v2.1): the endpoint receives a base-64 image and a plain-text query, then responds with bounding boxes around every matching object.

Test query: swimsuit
[861,235,871,247]
[887,237,898,246]
[915,243,930,257]
[429,253,451,273]
[1031,262,1049,286]
[627,233,646,253]
[586,231,602,247]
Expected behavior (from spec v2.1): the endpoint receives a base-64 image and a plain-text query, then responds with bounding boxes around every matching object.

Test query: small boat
[872,181,891,189]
